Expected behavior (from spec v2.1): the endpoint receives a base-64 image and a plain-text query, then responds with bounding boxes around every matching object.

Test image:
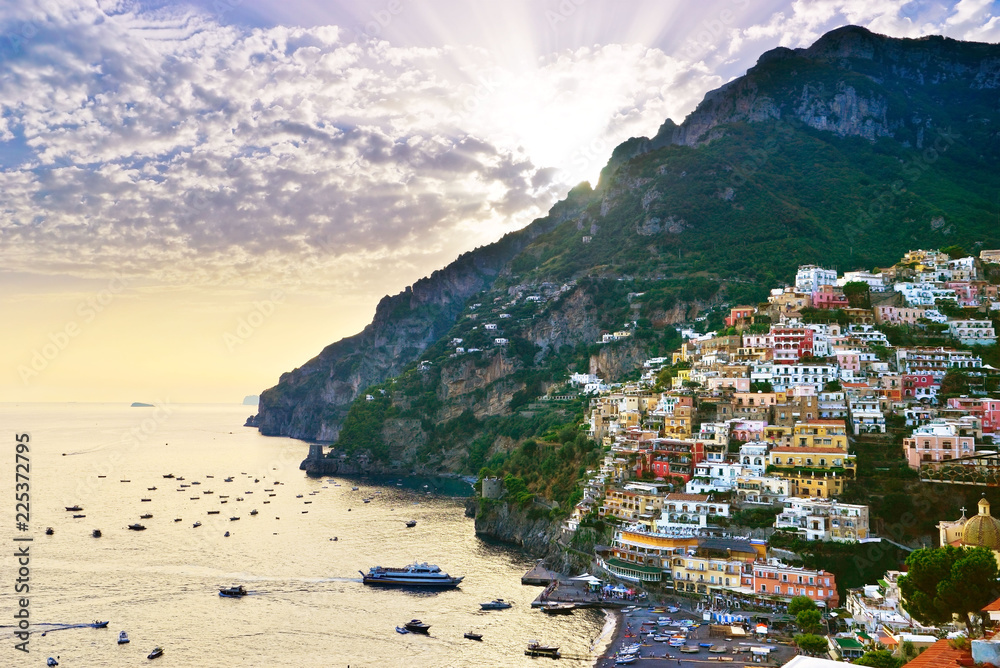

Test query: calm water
[0,403,608,667]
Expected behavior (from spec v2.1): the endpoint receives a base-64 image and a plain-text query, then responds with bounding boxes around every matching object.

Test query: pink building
[811,285,849,310]
[874,306,925,326]
[836,351,861,373]
[947,398,1000,433]
[707,377,751,392]
[904,422,975,468]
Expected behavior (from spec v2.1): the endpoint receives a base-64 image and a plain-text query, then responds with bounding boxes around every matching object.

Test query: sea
[0,403,612,667]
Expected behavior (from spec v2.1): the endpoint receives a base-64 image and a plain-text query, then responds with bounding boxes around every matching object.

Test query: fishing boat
[45,527,54,535]
[540,602,575,614]
[128,523,146,531]
[395,626,409,634]
[147,646,163,659]
[92,529,102,538]
[219,585,247,597]
[614,655,637,665]
[163,474,174,478]
[65,505,83,511]
[525,640,560,658]
[192,522,201,527]
[118,631,129,644]
[463,632,483,641]
[405,520,417,528]
[403,619,430,634]
[250,509,258,516]
[680,645,700,654]
[73,514,86,518]
[360,562,463,588]
[480,598,512,610]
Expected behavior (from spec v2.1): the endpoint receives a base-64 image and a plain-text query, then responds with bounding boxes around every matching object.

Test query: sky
[1,0,998,404]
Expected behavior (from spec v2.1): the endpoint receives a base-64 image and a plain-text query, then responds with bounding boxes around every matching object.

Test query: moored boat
[395,626,408,634]
[525,640,560,657]
[192,521,201,527]
[65,505,83,511]
[140,514,152,519]
[540,602,575,614]
[360,562,463,588]
[147,646,163,659]
[45,527,54,535]
[128,523,146,531]
[92,529,102,538]
[405,520,417,527]
[680,645,700,653]
[464,631,483,641]
[92,620,109,628]
[118,630,129,644]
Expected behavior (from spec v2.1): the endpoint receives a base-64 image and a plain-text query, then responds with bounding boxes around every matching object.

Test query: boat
[140,513,152,519]
[147,487,157,491]
[360,562,463,588]
[614,655,637,665]
[163,474,174,478]
[203,490,213,494]
[118,631,130,644]
[93,620,109,628]
[653,634,671,642]
[395,626,409,634]
[193,522,201,527]
[47,658,58,666]
[207,510,220,515]
[525,640,560,658]
[351,487,359,491]
[405,520,417,528]
[192,481,201,485]
[174,518,182,522]
[219,585,247,597]
[709,645,727,653]
[128,523,146,531]
[363,498,371,503]
[45,527,54,535]
[540,602,575,614]
[224,531,230,537]
[403,619,430,634]
[148,646,163,659]
[700,643,714,648]
[176,477,184,481]
[224,477,233,482]
[92,529,102,537]
[250,509,258,516]
[296,494,303,498]
[464,632,483,641]
[480,598,512,610]
[141,498,151,502]
[65,505,83,511]
[230,516,240,521]
[73,514,86,518]
[680,645,700,654]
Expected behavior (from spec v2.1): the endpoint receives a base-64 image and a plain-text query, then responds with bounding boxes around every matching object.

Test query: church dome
[962,498,1000,551]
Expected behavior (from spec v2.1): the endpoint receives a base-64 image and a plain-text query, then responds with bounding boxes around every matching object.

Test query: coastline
[591,608,622,666]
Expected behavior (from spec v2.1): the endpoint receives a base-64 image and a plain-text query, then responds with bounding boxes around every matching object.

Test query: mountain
[253,26,1000,458]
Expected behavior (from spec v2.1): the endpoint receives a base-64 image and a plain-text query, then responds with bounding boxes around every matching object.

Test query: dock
[521,561,559,586]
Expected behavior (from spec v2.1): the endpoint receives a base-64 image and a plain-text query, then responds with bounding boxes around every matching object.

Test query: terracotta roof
[984,594,1000,612]
[902,638,970,667]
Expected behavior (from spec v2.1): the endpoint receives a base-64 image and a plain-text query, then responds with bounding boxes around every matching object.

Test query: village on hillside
[506,248,1000,664]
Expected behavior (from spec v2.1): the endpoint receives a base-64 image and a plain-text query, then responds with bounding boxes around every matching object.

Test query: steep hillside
[255,25,1000,444]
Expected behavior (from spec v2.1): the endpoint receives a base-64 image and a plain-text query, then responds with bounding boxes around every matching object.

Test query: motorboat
[192,522,201,527]
[296,494,303,498]
[230,516,240,521]
[174,518,182,522]
[540,602,575,614]
[360,562,463,588]
[141,498,151,502]
[403,619,430,634]
[45,527,54,535]
[128,523,146,530]
[463,632,483,641]
[47,658,58,666]
[118,631,130,644]
[140,514,152,519]
[92,529,102,538]
[653,634,671,642]
[525,640,560,657]
[147,487,157,491]
[207,510,220,515]
[250,509,258,516]
[614,655,637,665]
[147,646,163,659]
[92,620,109,628]
[395,626,409,634]
[680,645,700,653]
[224,477,233,482]
[163,474,174,478]
[219,585,247,597]
[480,599,512,610]
[405,520,417,528]
[73,514,86,518]
[224,531,230,537]
[65,505,83,511]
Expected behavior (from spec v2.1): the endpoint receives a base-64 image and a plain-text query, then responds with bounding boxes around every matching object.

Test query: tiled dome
[962,498,1000,551]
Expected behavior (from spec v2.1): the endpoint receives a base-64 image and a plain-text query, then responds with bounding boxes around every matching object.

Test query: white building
[894,282,958,307]
[847,392,885,434]
[654,493,730,532]
[738,443,769,476]
[686,462,746,494]
[767,364,839,393]
[795,265,837,293]
[773,497,870,542]
[948,320,997,346]
[839,271,886,291]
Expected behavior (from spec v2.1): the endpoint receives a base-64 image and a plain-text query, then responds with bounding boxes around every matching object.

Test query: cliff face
[467,498,564,560]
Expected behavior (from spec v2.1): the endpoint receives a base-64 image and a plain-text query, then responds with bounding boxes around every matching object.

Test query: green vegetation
[854,649,905,668]
[794,633,829,655]
[899,545,1000,635]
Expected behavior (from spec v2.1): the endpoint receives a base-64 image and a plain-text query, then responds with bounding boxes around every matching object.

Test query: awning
[755,625,768,634]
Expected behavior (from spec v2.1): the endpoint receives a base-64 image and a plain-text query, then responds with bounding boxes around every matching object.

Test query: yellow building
[598,483,671,530]
[791,420,849,450]
[767,443,856,499]
[671,369,691,390]
[938,496,1000,565]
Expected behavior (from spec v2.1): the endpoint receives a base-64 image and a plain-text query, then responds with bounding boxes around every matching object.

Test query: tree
[796,609,823,634]
[794,633,829,655]
[788,595,819,616]
[941,244,970,260]
[854,649,904,668]
[940,370,971,398]
[898,545,1000,635]
[843,281,872,309]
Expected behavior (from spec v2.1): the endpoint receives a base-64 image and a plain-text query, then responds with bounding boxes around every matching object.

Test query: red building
[902,374,938,400]
[647,439,706,481]
[772,326,814,364]
[725,306,755,328]
[947,397,1000,433]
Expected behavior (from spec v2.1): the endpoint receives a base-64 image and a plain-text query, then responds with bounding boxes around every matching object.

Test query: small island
[242,395,260,406]
[130,402,154,408]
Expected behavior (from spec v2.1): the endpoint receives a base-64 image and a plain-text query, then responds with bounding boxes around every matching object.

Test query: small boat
[296,494,303,498]
[352,487,359,491]
[47,658,58,666]
[236,497,243,501]
[304,501,312,504]
[680,645,700,653]
[203,490,213,494]
[92,529,102,538]
[45,527,54,535]
[65,505,83,511]
[395,626,409,634]
[700,643,714,648]
[404,619,431,634]
[190,497,200,500]
[128,523,146,531]
[206,475,214,478]
[174,518,182,522]
[176,477,184,481]
[480,599,512,610]
[147,487,157,491]
[219,585,247,597]
[224,531,230,537]
[193,522,201,528]
[221,500,228,504]
[148,646,164,659]
[73,514,86,518]
[140,514,152,519]
[163,474,175,478]
[219,495,229,498]
[192,481,201,485]
[405,520,417,528]
[224,477,233,482]
[118,631,130,644]
[208,510,220,515]
[464,632,483,641]
[268,494,276,497]
[615,655,637,665]
[250,510,258,516]
[709,645,727,653]
[141,498,151,502]
[93,620,109,628]
[540,602,575,614]
[653,635,671,642]
[230,516,240,521]
[525,640,560,657]
[363,498,371,503]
